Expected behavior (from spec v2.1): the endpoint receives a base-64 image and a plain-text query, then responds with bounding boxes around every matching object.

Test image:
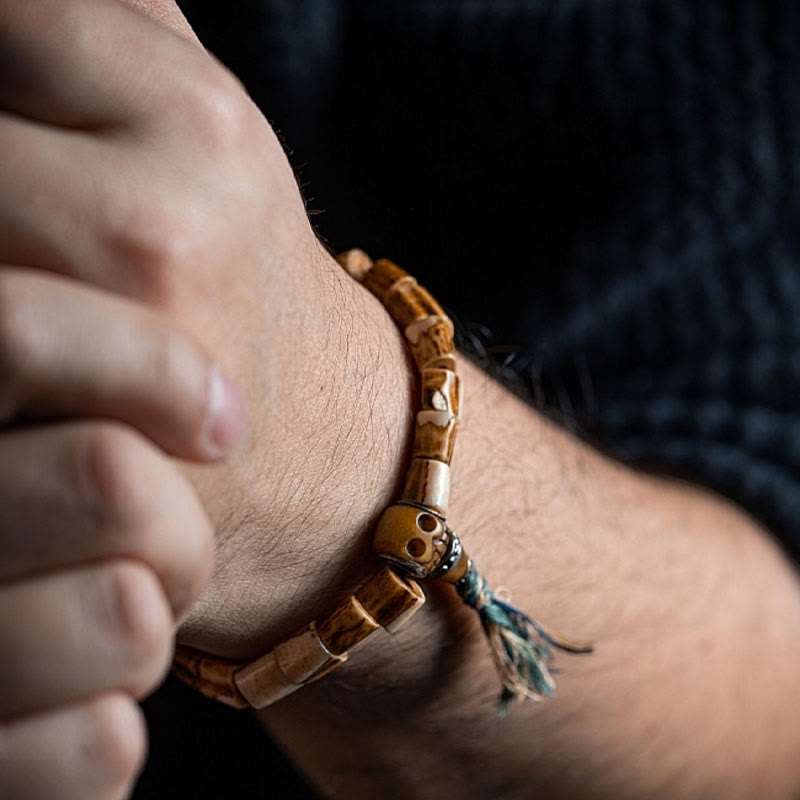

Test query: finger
[0,269,245,460]
[0,422,214,617]
[0,113,121,286]
[0,561,173,717]
[0,693,146,800]
[0,0,204,127]
[0,60,248,301]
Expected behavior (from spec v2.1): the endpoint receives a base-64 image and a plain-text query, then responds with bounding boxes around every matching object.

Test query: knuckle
[181,68,252,152]
[176,511,215,614]
[78,425,158,528]
[106,562,173,697]
[85,693,147,792]
[73,422,213,617]
[0,275,37,415]
[100,202,201,303]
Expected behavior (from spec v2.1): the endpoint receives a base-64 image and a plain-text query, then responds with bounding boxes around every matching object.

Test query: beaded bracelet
[173,251,591,714]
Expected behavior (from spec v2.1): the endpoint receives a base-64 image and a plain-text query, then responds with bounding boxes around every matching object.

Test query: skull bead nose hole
[406,537,427,558]
[417,513,438,533]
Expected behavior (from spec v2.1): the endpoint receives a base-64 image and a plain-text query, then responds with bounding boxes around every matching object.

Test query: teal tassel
[455,562,592,716]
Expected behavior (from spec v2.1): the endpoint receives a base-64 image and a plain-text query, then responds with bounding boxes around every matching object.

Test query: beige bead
[402,457,451,516]
[234,624,346,709]
[335,249,373,282]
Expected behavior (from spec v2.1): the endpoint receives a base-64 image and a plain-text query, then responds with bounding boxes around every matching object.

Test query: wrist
[178,246,416,657]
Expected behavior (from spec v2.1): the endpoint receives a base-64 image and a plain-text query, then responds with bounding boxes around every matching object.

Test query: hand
[0,5,251,796]
[0,271,246,798]
[0,0,413,664]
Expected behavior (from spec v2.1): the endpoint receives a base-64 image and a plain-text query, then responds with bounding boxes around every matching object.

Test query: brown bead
[420,368,460,415]
[384,282,446,329]
[425,354,457,371]
[317,595,380,656]
[363,258,411,302]
[355,567,426,633]
[172,645,248,709]
[373,503,450,578]
[412,410,457,463]
[406,317,456,370]
[402,457,451,516]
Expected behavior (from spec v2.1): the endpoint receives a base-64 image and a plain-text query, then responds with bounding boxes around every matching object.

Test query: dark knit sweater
[136,2,800,797]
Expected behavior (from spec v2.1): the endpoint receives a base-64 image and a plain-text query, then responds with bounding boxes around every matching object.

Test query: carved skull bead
[373,503,464,580]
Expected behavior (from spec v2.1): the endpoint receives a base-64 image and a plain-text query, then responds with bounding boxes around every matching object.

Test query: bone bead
[234,652,300,707]
[372,504,448,576]
[401,457,451,516]
[413,410,457,463]
[356,566,426,633]
[234,624,346,709]
[406,317,456,370]
[335,248,373,282]
[363,258,412,301]
[172,645,248,709]
[425,354,457,371]
[317,595,380,656]
[384,280,447,330]
[421,368,460,413]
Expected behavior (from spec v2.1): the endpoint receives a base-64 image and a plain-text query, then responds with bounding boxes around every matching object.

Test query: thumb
[118,0,200,43]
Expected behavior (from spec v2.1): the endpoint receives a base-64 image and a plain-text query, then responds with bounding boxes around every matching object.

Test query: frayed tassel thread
[455,562,593,717]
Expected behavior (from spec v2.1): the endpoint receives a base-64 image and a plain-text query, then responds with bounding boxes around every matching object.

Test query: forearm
[257,346,800,799]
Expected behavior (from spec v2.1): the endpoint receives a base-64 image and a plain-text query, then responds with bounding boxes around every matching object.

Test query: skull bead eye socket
[406,537,427,558]
[417,513,439,533]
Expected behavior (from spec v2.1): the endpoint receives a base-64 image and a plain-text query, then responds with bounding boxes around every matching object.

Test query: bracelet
[173,251,592,714]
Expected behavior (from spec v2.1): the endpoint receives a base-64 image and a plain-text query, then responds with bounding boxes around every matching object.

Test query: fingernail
[204,365,247,457]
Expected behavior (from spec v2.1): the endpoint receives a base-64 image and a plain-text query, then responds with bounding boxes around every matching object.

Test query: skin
[0,1,798,798]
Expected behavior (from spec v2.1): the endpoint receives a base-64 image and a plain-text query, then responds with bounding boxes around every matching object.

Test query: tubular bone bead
[234,652,300,708]
[234,624,346,709]
[363,258,412,302]
[356,567,426,633]
[406,318,456,371]
[335,249,373,282]
[401,457,451,516]
[413,410,457,463]
[172,645,248,709]
[425,354,457,371]
[317,595,380,656]
[385,281,447,329]
[420,368,460,415]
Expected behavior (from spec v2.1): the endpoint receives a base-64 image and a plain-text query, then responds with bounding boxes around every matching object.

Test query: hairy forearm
[256,340,800,799]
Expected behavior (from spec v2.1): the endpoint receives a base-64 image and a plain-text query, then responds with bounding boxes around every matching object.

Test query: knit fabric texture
[180,0,800,559]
